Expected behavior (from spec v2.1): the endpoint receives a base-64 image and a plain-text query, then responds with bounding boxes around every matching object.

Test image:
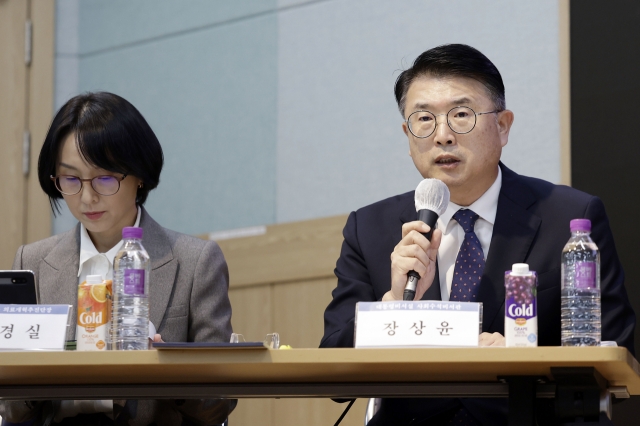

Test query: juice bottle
[77,274,112,351]
[505,263,538,347]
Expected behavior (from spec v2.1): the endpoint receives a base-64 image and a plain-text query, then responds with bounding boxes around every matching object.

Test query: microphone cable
[333,399,355,426]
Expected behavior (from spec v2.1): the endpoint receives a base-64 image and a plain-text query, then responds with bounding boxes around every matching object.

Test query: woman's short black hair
[38,92,164,213]
[394,44,506,117]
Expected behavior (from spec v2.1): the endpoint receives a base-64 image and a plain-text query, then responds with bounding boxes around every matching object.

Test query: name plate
[0,304,71,350]
[355,301,482,348]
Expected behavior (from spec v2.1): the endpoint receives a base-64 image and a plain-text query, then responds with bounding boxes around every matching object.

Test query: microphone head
[414,178,450,216]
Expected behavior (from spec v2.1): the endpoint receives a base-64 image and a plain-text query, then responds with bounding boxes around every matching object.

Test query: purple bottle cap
[570,219,591,232]
[122,226,143,239]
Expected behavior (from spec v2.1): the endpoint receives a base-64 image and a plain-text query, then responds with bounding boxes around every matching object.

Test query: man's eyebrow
[450,97,472,106]
[413,102,431,110]
[58,162,79,171]
[412,97,474,111]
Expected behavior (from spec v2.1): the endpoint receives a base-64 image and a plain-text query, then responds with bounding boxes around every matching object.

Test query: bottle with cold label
[505,263,538,347]
[111,226,150,350]
[77,274,111,351]
[561,218,601,346]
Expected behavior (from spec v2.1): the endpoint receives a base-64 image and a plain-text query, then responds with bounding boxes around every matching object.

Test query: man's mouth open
[435,156,461,168]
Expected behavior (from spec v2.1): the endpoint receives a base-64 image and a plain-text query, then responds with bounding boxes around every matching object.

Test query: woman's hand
[150,334,165,349]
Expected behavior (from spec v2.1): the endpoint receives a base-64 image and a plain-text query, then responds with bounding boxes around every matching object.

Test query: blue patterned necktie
[449,209,485,302]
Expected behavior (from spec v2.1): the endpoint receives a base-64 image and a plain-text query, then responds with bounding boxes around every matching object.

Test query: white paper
[355,301,482,348]
[0,304,71,350]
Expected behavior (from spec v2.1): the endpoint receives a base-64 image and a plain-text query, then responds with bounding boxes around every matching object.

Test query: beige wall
[0,0,54,269]
[214,215,368,425]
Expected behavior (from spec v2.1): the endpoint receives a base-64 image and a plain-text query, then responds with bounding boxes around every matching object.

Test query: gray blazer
[1,208,235,425]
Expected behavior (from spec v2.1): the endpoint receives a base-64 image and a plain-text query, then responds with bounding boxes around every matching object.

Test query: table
[0,347,638,424]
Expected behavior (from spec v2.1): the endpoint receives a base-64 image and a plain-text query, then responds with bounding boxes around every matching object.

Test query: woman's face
[57,132,141,248]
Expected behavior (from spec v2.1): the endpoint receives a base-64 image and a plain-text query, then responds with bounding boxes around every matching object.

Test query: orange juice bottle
[77,274,112,351]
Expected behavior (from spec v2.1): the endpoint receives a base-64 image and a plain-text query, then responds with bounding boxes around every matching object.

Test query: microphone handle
[402,209,440,301]
[417,208,439,241]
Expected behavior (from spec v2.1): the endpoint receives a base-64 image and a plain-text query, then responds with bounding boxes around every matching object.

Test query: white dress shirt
[436,168,502,301]
[57,207,141,422]
[77,207,141,284]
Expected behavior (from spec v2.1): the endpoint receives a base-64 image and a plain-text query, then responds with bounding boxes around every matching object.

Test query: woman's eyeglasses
[50,174,127,196]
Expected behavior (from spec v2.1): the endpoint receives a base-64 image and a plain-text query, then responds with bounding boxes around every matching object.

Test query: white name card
[355,301,483,348]
[0,304,71,350]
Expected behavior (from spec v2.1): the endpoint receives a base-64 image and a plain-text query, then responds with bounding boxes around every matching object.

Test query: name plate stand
[0,304,71,350]
[355,301,482,348]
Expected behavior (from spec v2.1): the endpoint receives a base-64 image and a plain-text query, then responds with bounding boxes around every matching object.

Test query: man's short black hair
[394,44,506,116]
[38,92,164,213]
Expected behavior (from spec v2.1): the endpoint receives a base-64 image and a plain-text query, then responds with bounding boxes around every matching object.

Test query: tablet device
[0,270,38,304]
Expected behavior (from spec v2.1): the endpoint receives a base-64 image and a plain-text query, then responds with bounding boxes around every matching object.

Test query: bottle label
[124,269,145,295]
[77,280,112,351]
[575,261,596,289]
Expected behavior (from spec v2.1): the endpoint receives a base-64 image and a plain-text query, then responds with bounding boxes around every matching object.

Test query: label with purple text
[124,269,145,295]
[575,261,596,289]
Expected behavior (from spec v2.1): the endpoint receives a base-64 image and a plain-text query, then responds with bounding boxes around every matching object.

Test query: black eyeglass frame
[406,106,502,139]
[49,174,128,196]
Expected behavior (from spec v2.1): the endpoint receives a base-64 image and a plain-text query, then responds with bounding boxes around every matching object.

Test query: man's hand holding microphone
[382,178,504,346]
[384,222,442,301]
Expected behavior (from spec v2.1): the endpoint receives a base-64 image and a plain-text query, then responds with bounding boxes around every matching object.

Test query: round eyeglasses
[50,174,127,196]
[406,106,501,138]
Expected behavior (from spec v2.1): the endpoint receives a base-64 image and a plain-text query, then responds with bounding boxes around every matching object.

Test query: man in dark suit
[320,44,635,425]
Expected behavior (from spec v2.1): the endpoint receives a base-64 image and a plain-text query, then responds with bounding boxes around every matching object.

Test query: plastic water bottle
[561,218,601,346]
[111,227,150,350]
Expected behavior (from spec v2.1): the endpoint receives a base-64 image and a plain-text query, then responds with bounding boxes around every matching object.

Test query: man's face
[402,75,514,206]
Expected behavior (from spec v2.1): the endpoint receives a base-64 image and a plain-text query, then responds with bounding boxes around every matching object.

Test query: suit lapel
[480,164,541,331]
[399,195,442,301]
[40,226,81,340]
[139,208,177,329]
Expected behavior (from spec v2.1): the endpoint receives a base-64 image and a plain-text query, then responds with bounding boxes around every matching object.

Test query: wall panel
[276,0,564,223]
[273,278,336,349]
[78,1,277,55]
[26,0,54,244]
[220,214,364,426]
[77,13,278,236]
[0,0,53,267]
[55,0,567,236]
[0,1,28,269]
[228,285,273,342]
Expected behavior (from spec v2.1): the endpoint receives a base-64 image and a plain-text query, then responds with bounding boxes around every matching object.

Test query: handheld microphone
[403,178,450,301]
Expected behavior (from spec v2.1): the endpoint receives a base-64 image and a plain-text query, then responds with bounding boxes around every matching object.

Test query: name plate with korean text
[355,301,483,348]
[0,304,71,350]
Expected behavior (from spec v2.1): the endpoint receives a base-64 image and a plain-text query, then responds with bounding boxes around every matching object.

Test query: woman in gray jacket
[1,92,235,426]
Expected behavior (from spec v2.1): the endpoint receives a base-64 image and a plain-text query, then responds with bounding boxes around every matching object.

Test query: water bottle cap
[122,226,143,239]
[86,275,103,284]
[511,263,531,276]
[570,218,591,232]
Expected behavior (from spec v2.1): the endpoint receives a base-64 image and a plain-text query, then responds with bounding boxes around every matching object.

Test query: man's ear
[497,110,514,148]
